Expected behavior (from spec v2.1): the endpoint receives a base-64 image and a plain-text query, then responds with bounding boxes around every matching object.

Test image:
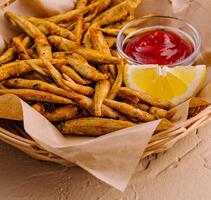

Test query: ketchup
[124,29,193,65]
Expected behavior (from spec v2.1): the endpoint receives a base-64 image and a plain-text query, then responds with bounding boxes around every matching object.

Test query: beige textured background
[0,121,211,200]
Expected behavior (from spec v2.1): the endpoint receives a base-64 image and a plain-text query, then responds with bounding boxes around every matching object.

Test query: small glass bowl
[116,15,201,67]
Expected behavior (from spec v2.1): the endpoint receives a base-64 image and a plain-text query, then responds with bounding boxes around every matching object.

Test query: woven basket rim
[0,104,210,165]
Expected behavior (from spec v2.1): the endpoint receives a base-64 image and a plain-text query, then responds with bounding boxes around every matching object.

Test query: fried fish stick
[59,65,90,85]
[117,89,139,103]
[62,74,94,96]
[22,36,33,48]
[29,18,76,41]
[136,103,149,112]
[118,87,173,109]
[84,8,99,22]
[73,47,120,64]
[52,52,72,58]
[105,20,129,29]
[3,78,74,102]
[83,22,91,33]
[25,61,49,77]
[41,58,69,90]
[0,59,67,81]
[0,48,17,65]
[92,80,110,116]
[46,1,99,23]
[105,36,116,48]
[48,36,120,64]
[5,11,52,59]
[57,117,135,136]
[104,99,155,122]
[74,15,84,44]
[149,107,168,119]
[27,49,38,59]
[99,27,135,36]
[76,0,88,8]
[67,54,109,81]
[23,72,51,82]
[2,78,122,118]
[48,35,78,50]
[123,100,149,111]
[99,28,119,36]
[33,104,80,122]
[0,36,32,65]
[108,60,124,99]
[89,28,112,116]
[93,1,132,27]
[111,0,124,6]
[0,61,31,81]
[2,77,121,119]
[12,37,31,60]
[67,92,123,119]
[0,89,72,104]
[84,0,111,22]
[89,28,116,76]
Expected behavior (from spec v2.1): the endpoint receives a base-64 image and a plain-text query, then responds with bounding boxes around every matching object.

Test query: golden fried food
[118,87,173,109]
[59,65,91,85]
[93,80,110,116]
[48,35,78,50]
[0,1,180,137]
[48,36,120,64]
[0,47,17,65]
[89,28,116,76]
[0,61,32,81]
[46,1,99,23]
[12,37,31,60]
[93,1,133,27]
[104,99,155,122]
[105,36,116,48]
[67,53,109,81]
[3,78,73,101]
[76,0,88,9]
[149,107,168,119]
[41,58,65,88]
[25,61,49,77]
[33,103,80,122]
[5,11,52,59]
[0,89,72,104]
[57,117,135,136]
[29,18,76,41]
[62,74,94,96]
[74,15,84,44]
[0,36,32,65]
[108,60,124,99]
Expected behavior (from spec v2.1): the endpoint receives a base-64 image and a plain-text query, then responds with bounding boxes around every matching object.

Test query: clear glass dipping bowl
[116,15,201,67]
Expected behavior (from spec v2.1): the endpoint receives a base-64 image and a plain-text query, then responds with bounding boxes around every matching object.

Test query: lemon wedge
[124,64,206,105]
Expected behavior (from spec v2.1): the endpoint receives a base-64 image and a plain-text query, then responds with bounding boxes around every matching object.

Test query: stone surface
[0,122,211,200]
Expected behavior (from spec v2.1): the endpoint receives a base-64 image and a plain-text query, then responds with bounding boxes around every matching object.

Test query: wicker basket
[0,0,211,167]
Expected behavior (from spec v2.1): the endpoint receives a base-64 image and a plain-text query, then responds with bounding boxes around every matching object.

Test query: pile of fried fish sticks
[0,0,176,136]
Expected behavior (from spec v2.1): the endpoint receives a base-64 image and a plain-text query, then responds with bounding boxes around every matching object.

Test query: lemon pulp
[124,65,206,105]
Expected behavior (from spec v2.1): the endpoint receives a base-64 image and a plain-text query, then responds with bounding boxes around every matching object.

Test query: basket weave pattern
[0,0,211,166]
[0,106,211,166]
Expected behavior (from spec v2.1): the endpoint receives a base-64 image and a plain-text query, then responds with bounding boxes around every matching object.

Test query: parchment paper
[0,0,210,191]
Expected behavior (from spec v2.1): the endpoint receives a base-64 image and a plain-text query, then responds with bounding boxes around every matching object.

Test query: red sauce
[124,29,193,65]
